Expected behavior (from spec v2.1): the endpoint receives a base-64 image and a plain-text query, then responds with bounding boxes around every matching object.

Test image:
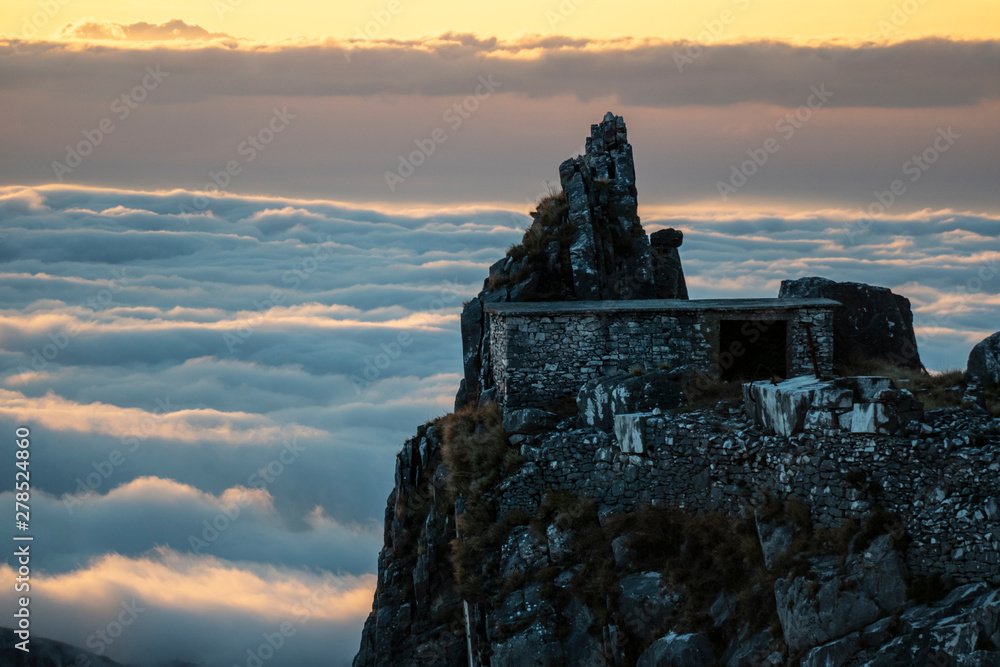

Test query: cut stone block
[837,376,894,402]
[850,402,895,434]
[743,376,831,437]
[805,409,835,430]
[614,413,655,454]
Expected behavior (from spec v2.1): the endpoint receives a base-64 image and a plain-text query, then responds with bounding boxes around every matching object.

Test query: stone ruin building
[457,111,927,437]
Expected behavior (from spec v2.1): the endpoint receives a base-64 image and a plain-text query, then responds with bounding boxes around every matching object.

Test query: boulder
[614,412,655,454]
[490,620,564,667]
[775,535,907,653]
[502,408,561,435]
[545,521,575,563]
[857,583,1000,666]
[650,228,689,299]
[800,632,861,667]
[578,368,688,431]
[779,277,923,370]
[495,584,554,627]
[755,513,799,571]
[611,534,637,570]
[744,375,922,437]
[722,629,777,667]
[743,376,841,437]
[637,632,714,667]
[500,527,548,577]
[562,599,608,667]
[966,331,1000,389]
[618,572,680,638]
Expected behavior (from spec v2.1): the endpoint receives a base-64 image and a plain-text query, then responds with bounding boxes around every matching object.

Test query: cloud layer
[2,35,999,208]
[0,549,375,667]
[56,19,233,42]
[7,35,999,108]
[0,185,997,665]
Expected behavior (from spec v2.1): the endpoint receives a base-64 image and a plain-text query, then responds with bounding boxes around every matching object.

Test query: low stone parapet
[744,375,923,437]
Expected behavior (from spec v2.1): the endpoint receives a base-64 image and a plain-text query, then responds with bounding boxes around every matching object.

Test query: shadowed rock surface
[967,331,1000,389]
[779,276,923,371]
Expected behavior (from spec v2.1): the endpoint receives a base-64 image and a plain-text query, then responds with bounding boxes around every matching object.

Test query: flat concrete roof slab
[484,298,839,316]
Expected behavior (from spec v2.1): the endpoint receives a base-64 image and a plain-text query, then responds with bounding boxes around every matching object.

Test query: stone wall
[497,407,1000,586]
[487,299,836,410]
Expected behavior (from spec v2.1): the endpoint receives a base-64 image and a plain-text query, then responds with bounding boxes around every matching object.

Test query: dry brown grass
[841,357,965,409]
[506,191,569,263]
[491,191,575,299]
[437,402,521,504]
[437,403,528,602]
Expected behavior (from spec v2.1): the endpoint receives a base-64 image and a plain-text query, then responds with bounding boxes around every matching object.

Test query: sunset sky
[1,1,999,665]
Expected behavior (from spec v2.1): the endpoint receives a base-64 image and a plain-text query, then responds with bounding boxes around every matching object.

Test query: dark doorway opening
[719,319,787,381]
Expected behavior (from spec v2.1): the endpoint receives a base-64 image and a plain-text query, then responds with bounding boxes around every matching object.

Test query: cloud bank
[6,35,999,108]
[55,19,233,42]
[0,181,996,665]
[2,35,999,208]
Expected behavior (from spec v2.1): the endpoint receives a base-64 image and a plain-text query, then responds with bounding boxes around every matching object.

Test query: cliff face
[353,115,1000,667]
[354,399,1000,667]
[455,112,687,409]
[352,423,469,667]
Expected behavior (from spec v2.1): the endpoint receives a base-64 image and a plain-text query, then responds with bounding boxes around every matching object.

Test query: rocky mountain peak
[456,113,687,408]
[355,114,1000,667]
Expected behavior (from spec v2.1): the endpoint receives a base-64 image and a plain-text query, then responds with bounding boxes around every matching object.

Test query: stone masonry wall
[787,307,835,377]
[496,407,1000,586]
[490,310,710,410]
[488,302,835,410]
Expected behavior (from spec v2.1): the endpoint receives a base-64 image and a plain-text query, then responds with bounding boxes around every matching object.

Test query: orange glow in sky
[4,0,999,43]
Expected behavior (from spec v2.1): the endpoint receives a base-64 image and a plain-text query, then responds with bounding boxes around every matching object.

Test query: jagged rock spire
[455,113,688,408]
[558,111,650,299]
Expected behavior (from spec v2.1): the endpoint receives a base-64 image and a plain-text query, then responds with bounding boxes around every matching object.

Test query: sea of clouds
[0,184,997,666]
